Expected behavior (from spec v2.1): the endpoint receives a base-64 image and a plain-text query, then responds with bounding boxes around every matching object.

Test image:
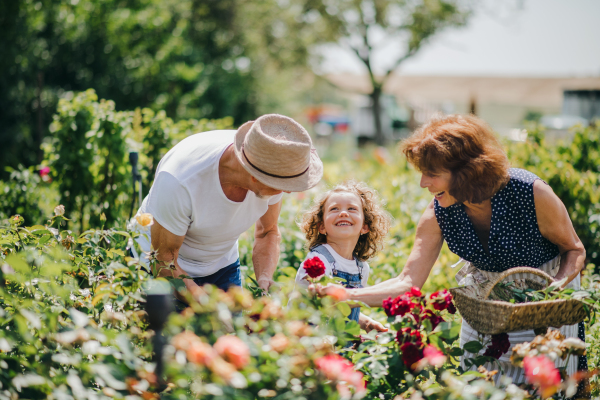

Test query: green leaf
[345,320,360,337]
[463,341,484,354]
[336,302,351,317]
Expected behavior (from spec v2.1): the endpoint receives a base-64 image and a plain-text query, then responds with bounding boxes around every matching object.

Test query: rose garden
[1,91,600,399]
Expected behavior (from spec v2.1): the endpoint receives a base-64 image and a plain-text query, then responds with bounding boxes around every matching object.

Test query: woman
[317,114,587,383]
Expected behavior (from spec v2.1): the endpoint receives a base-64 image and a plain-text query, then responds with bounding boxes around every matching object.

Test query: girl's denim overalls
[311,245,366,322]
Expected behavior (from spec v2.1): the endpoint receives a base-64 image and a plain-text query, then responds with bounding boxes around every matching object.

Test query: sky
[319,0,600,77]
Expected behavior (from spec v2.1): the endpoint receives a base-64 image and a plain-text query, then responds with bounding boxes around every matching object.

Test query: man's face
[251,178,286,199]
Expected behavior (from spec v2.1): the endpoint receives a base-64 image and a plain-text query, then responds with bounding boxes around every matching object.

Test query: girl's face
[319,191,369,240]
[420,170,458,208]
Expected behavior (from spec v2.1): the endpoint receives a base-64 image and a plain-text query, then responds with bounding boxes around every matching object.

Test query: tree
[303,0,471,145]
[0,0,259,174]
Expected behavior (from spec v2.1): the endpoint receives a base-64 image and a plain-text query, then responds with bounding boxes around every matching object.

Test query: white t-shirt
[134,130,283,277]
[295,244,370,287]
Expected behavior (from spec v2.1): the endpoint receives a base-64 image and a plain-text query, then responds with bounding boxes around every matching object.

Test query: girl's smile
[319,192,369,255]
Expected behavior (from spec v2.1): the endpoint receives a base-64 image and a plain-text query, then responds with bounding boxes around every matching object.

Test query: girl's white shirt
[294,244,370,287]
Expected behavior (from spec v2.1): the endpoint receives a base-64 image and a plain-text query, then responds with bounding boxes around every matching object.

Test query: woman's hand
[308,283,349,301]
[359,314,388,333]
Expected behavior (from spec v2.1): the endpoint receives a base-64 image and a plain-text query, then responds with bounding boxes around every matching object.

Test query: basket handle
[482,267,555,300]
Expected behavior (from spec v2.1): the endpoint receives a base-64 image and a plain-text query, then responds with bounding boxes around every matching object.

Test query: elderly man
[134,114,322,301]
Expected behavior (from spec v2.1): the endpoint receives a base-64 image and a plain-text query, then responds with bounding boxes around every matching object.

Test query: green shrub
[0,166,52,226]
[507,123,600,268]
[42,90,233,231]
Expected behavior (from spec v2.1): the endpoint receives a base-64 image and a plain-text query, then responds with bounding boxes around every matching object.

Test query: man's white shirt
[135,130,282,277]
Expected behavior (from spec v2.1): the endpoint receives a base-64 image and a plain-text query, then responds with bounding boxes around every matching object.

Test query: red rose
[430,289,455,313]
[303,256,326,279]
[483,333,510,359]
[423,309,443,330]
[396,327,423,346]
[400,342,424,370]
[382,293,416,317]
[409,287,423,297]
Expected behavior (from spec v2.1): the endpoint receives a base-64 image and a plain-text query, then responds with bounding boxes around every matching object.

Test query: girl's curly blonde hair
[299,181,392,261]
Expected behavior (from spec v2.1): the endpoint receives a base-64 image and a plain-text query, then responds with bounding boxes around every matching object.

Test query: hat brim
[234,120,323,192]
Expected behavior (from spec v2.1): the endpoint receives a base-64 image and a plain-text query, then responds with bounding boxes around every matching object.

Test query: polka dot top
[433,168,560,272]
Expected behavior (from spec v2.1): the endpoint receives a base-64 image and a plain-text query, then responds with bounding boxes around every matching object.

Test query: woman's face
[420,170,458,208]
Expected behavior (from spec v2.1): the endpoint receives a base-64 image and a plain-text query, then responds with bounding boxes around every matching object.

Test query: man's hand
[257,276,275,292]
[359,315,388,333]
[151,220,196,304]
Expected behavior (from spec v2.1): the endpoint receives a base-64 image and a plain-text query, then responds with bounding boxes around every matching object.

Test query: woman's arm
[321,201,444,307]
[533,180,586,285]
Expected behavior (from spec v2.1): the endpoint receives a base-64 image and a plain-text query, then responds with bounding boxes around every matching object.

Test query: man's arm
[151,220,201,301]
[534,180,586,286]
[253,200,283,291]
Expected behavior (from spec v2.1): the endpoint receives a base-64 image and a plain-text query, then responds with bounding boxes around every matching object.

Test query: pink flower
[523,355,561,398]
[315,354,354,380]
[315,355,366,394]
[422,345,446,367]
[303,257,326,279]
[39,166,50,176]
[213,336,250,370]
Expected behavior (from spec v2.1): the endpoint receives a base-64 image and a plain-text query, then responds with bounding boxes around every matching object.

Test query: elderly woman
[319,114,587,382]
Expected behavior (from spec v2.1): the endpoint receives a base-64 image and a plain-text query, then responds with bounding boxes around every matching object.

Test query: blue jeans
[333,269,362,323]
[175,259,241,311]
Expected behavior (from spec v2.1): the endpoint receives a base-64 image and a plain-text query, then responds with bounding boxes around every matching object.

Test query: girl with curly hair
[295,181,392,332]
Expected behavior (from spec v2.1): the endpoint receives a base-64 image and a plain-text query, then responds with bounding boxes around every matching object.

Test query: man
[133,114,322,302]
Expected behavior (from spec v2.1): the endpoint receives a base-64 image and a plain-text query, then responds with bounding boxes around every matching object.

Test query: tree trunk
[371,87,385,146]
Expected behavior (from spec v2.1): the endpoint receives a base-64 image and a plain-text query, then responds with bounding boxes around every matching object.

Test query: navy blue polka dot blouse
[434,168,560,272]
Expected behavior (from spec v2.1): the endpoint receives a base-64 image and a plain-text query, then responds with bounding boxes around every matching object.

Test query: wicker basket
[449,267,587,335]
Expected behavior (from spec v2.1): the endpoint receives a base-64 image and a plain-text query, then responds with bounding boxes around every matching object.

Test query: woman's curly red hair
[401,114,510,204]
[299,181,391,261]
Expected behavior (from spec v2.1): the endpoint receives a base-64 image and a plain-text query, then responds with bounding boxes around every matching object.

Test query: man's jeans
[175,259,241,311]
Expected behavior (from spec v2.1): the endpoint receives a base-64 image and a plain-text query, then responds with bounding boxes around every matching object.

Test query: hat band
[242,148,309,179]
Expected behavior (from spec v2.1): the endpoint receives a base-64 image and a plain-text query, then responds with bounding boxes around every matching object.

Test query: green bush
[42,90,233,231]
[507,123,600,268]
[0,166,53,226]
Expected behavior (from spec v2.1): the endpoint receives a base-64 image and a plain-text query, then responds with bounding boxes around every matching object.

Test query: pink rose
[315,354,354,381]
[422,345,446,368]
[523,355,561,398]
[213,335,250,370]
[39,166,50,176]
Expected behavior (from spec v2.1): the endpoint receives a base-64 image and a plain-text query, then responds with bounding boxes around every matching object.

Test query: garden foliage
[2,93,600,398]
[40,89,232,230]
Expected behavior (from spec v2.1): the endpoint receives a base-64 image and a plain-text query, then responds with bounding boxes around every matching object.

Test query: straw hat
[234,114,323,192]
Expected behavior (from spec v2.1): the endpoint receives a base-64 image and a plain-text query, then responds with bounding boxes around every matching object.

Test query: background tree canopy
[0,0,472,173]
[0,0,258,172]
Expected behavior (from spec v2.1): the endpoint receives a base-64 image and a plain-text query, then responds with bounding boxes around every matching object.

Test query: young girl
[296,181,392,332]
